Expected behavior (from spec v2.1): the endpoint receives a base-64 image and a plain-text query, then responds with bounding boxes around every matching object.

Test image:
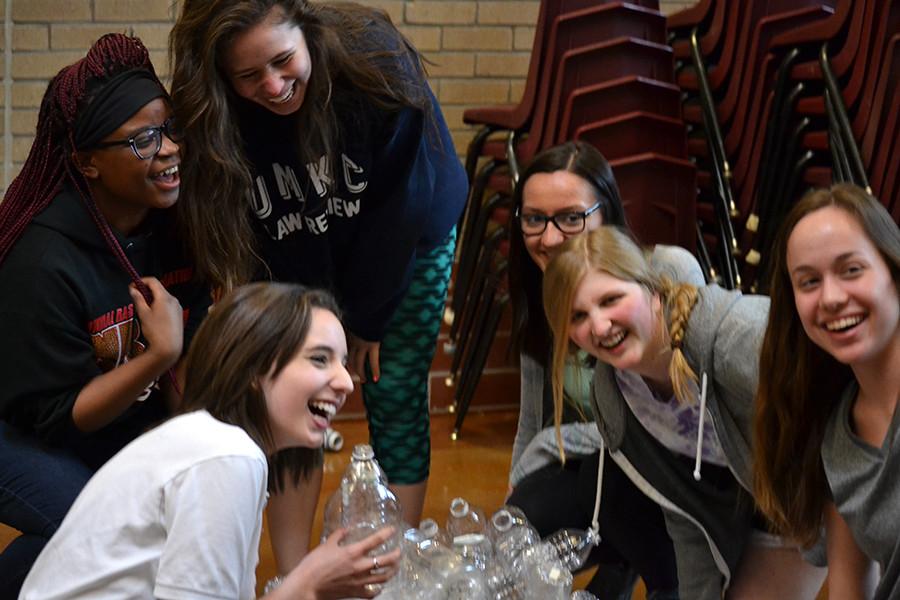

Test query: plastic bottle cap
[419,518,439,538]
[491,510,513,532]
[449,497,469,516]
[351,444,375,460]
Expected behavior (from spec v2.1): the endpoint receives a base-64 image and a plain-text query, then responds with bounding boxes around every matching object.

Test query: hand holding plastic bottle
[265,526,400,600]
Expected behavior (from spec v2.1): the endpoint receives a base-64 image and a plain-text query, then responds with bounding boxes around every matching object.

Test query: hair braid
[664,280,700,405]
[0,33,159,301]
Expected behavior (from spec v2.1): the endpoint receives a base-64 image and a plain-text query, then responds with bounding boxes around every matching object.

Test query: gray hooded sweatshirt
[590,285,768,600]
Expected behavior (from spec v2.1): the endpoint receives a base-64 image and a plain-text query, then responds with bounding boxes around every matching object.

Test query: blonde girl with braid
[542,227,826,600]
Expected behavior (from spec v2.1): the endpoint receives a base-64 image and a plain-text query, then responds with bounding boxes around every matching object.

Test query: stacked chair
[446,0,698,438]
[446,0,899,438]
[669,0,900,292]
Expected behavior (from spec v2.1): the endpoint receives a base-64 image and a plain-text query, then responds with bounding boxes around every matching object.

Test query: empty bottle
[380,527,442,600]
[570,591,600,600]
[439,559,489,600]
[419,517,453,549]
[323,426,344,452]
[446,497,487,539]
[340,444,402,554]
[453,533,493,571]
[524,556,573,600]
[544,527,601,571]
[320,488,341,543]
[494,522,540,569]
[484,562,524,600]
[488,505,529,542]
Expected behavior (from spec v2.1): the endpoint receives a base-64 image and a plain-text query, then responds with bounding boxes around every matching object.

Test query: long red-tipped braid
[0,33,178,391]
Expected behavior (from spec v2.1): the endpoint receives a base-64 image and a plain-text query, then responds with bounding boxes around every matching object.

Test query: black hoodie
[0,187,209,469]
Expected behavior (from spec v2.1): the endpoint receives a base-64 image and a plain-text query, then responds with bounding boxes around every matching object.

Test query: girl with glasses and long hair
[0,34,210,596]
[505,141,703,598]
[169,0,466,571]
[543,226,827,600]
[754,184,900,598]
[20,283,400,599]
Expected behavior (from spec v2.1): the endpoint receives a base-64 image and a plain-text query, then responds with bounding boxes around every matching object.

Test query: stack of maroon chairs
[669,0,899,291]
[448,0,703,438]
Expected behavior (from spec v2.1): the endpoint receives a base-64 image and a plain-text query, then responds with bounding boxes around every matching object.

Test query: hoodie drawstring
[588,437,605,545]
[693,372,709,481]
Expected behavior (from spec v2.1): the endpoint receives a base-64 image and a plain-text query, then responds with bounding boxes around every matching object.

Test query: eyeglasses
[516,201,602,236]
[93,118,183,160]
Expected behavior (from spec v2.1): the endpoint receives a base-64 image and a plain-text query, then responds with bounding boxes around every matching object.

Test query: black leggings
[507,451,678,593]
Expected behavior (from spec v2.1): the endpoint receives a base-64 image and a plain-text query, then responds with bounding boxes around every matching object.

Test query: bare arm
[267,467,323,574]
[825,501,878,599]
[71,277,183,432]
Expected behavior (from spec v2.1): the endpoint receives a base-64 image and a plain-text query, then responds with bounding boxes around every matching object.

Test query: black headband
[73,69,167,150]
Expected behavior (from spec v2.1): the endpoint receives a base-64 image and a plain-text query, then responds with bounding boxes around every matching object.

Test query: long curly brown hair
[169,0,430,291]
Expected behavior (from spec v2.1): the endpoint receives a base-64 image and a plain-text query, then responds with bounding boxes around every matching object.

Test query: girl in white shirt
[21,283,399,599]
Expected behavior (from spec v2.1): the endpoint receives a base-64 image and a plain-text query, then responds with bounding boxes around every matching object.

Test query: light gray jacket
[591,285,769,599]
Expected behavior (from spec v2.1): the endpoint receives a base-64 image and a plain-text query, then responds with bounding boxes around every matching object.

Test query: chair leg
[464,125,496,185]
[451,261,502,419]
[456,159,498,257]
[451,193,509,332]
[454,282,509,440]
[820,44,870,192]
[446,228,505,386]
[695,223,719,285]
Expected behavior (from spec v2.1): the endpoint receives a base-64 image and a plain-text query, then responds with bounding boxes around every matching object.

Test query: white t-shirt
[20,410,269,600]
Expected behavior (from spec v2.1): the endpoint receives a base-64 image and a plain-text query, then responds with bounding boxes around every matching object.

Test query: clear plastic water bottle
[323,426,343,452]
[524,555,573,599]
[488,505,529,543]
[484,562,523,600]
[543,528,601,571]
[419,517,453,548]
[446,497,487,539]
[440,561,489,600]
[339,444,401,554]
[320,488,341,543]
[453,533,493,571]
[494,522,540,569]
[570,591,600,600]
[381,527,442,600]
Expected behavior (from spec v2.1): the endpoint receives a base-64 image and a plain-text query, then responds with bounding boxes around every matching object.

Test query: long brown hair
[180,282,342,492]
[753,183,900,546]
[542,227,699,461]
[169,0,430,290]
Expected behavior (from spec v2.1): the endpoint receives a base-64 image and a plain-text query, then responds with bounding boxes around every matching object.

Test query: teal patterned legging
[361,228,456,484]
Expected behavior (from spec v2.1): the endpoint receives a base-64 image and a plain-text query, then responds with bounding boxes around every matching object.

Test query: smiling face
[81,97,180,234]
[223,7,312,116]
[568,268,665,376]
[787,206,900,369]
[520,170,604,271]
[261,308,353,450]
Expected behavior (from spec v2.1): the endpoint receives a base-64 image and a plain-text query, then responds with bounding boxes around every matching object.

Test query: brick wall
[0,0,694,190]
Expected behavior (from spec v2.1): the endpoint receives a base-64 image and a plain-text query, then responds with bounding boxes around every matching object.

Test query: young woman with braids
[505,141,703,599]
[542,227,826,600]
[0,34,209,595]
[754,184,899,598]
[169,0,466,566]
